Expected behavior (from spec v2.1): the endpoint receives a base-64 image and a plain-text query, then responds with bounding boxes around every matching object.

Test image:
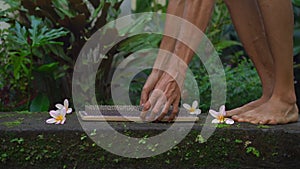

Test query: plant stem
[27,45,33,109]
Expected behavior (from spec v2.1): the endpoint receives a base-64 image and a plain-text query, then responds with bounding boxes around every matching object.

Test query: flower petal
[192,100,198,109]
[183,103,191,110]
[64,99,69,108]
[46,118,56,124]
[66,108,72,114]
[225,118,234,125]
[61,117,66,124]
[55,104,64,109]
[49,110,58,118]
[219,105,226,116]
[60,108,67,116]
[212,119,220,124]
[194,109,201,115]
[209,109,219,118]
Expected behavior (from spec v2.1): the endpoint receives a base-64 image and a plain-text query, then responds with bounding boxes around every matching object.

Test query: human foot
[232,98,299,125]
[226,97,269,117]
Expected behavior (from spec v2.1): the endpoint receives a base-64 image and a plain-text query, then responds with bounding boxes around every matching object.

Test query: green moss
[0,127,297,168]
[16,111,33,115]
[0,113,16,119]
[216,123,232,128]
[246,146,260,157]
[1,118,24,128]
[257,125,271,129]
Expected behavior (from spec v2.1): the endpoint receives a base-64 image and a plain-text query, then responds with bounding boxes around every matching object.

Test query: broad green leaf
[30,93,50,112]
[35,62,59,73]
[9,22,28,46]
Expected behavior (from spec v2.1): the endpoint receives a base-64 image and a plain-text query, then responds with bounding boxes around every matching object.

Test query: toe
[258,119,269,125]
[234,115,247,123]
[250,119,260,124]
[267,119,277,125]
[231,115,240,121]
[235,112,257,123]
[226,108,242,117]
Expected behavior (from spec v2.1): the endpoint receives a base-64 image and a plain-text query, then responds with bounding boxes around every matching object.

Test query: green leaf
[35,62,59,73]
[294,46,300,56]
[46,44,72,63]
[215,40,241,52]
[134,0,152,13]
[30,93,50,112]
[52,0,76,18]
[9,22,28,47]
[294,27,300,55]
[293,0,300,6]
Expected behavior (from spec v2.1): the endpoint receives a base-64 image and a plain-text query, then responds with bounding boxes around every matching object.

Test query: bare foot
[232,98,299,125]
[226,96,269,117]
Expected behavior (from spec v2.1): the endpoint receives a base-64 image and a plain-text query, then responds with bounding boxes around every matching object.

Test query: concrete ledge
[0,112,299,169]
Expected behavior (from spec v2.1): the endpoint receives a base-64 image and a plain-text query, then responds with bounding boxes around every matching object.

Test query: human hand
[140,71,182,122]
[140,54,188,122]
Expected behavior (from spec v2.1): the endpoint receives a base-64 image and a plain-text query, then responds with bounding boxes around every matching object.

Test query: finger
[149,94,167,122]
[143,88,162,110]
[140,71,161,105]
[156,99,173,121]
[154,81,177,121]
[164,81,177,98]
[140,110,148,121]
[140,88,149,106]
[140,83,154,106]
[168,95,180,122]
[140,101,152,122]
[142,100,152,112]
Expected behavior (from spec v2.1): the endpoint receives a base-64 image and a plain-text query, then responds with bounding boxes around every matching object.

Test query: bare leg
[224,0,275,116]
[233,0,298,124]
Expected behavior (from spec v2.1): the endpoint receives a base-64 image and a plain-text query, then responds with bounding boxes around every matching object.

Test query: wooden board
[78,105,199,122]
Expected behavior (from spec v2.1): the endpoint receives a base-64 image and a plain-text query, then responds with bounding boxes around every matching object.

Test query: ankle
[271,93,297,105]
[260,94,271,101]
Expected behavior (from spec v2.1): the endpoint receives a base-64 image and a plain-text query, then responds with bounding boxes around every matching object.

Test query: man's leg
[233,0,298,124]
[224,0,274,116]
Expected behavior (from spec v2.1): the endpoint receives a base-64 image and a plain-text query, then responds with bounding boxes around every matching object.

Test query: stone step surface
[0,111,299,169]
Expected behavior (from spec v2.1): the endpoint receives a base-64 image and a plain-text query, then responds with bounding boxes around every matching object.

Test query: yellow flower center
[217,115,225,123]
[55,115,64,122]
[189,108,195,112]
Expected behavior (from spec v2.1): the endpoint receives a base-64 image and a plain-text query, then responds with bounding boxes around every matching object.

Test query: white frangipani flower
[56,99,72,114]
[183,100,201,115]
[46,108,67,124]
[209,105,234,124]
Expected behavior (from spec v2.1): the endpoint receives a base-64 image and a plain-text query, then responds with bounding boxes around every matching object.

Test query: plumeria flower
[183,100,201,115]
[55,99,72,114]
[209,105,234,124]
[46,108,67,124]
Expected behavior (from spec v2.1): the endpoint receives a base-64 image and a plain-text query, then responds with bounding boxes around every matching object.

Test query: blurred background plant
[0,0,123,111]
[0,0,299,112]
